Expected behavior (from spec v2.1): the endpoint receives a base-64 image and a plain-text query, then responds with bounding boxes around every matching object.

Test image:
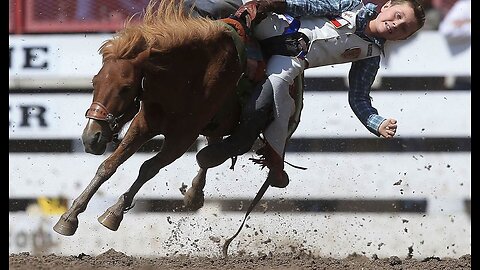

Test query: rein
[222,176,271,258]
[217,18,248,71]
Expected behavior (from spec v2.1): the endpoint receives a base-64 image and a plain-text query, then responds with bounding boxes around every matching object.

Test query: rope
[222,177,271,258]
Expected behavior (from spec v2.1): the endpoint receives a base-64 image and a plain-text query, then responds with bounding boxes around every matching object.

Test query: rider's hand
[378,118,397,139]
[234,1,267,28]
[234,0,287,28]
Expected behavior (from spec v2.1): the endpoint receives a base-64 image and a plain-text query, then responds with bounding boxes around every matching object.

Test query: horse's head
[82,49,151,155]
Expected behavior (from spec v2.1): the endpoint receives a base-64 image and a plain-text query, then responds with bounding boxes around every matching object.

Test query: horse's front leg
[182,136,222,210]
[53,117,154,236]
[98,131,199,231]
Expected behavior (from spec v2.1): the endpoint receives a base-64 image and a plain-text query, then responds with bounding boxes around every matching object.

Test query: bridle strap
[85,102,111,121]
[85,98,141,132]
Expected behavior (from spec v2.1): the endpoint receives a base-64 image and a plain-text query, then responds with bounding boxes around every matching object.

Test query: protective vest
[253,4,382,68]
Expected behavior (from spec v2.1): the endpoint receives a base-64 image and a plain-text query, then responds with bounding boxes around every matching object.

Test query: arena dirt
[9,248,471,269]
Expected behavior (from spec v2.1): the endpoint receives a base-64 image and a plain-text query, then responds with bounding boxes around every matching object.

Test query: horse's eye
[119,86,132,96]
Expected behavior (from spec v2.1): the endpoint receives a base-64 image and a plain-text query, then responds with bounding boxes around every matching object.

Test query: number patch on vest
[329,17,349,28]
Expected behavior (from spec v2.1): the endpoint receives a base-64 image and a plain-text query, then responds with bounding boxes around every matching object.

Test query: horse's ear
[136,48,164,73]
[133,48,163,65]
[132,49,151,66]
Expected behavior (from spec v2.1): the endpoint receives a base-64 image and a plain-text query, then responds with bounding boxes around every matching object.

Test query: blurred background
[9,0,470,258]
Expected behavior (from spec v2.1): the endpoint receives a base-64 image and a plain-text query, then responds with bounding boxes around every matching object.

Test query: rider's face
[367,1,419,40]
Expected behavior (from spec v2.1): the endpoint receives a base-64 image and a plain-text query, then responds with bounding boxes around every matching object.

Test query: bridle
[84,97,141,132]
[85,69,145,143]
[84,77,144,143]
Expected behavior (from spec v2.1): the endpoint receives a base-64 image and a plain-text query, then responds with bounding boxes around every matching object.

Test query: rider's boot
[196,106,272,169]
[256,142,289,188]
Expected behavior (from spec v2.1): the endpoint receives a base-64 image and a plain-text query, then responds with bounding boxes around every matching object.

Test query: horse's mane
[99,0,226,62]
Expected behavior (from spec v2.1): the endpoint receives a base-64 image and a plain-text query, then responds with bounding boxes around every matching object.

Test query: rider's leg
[197,55,305,188]
[263,55,304,156]
[256,55,305,188]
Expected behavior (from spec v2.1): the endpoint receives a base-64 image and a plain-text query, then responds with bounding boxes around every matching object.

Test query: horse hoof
[53,216,78,236]
[183,189,204,211]
[98,210,123,231]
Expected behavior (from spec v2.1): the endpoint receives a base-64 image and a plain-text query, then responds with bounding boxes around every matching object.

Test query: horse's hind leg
[53,117,154,236]
[182,169,206,210]
[98,133,198,231]
[182,136,222,210]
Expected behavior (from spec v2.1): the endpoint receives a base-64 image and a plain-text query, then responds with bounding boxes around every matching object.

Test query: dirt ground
[9,249,471,270]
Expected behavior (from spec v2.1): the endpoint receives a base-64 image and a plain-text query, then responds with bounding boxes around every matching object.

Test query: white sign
[306,31,471,78]
[9,152,471,201]
[9,31,471,89]
[9,34,111,89]
[9,91,471,139]
[9,94,91,139]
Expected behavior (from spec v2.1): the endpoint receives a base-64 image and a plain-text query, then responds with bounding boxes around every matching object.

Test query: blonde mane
[99,0,226,62]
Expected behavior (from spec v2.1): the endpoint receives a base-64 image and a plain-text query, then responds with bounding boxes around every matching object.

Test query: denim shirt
[286,0,387,136]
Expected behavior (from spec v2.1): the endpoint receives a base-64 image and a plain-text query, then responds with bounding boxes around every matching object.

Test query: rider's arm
[347,56,386,137]
[285,0,363,17]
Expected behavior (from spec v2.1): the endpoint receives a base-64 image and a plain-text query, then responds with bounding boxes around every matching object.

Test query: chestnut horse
[53,0,303,237]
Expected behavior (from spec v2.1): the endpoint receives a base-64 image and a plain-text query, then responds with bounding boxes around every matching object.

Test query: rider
[196,0,426,188]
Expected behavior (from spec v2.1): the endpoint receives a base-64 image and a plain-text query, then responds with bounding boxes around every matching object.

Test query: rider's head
[366,0,426,40]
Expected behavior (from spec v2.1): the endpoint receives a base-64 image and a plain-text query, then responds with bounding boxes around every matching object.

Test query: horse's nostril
[93,131,102,143]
